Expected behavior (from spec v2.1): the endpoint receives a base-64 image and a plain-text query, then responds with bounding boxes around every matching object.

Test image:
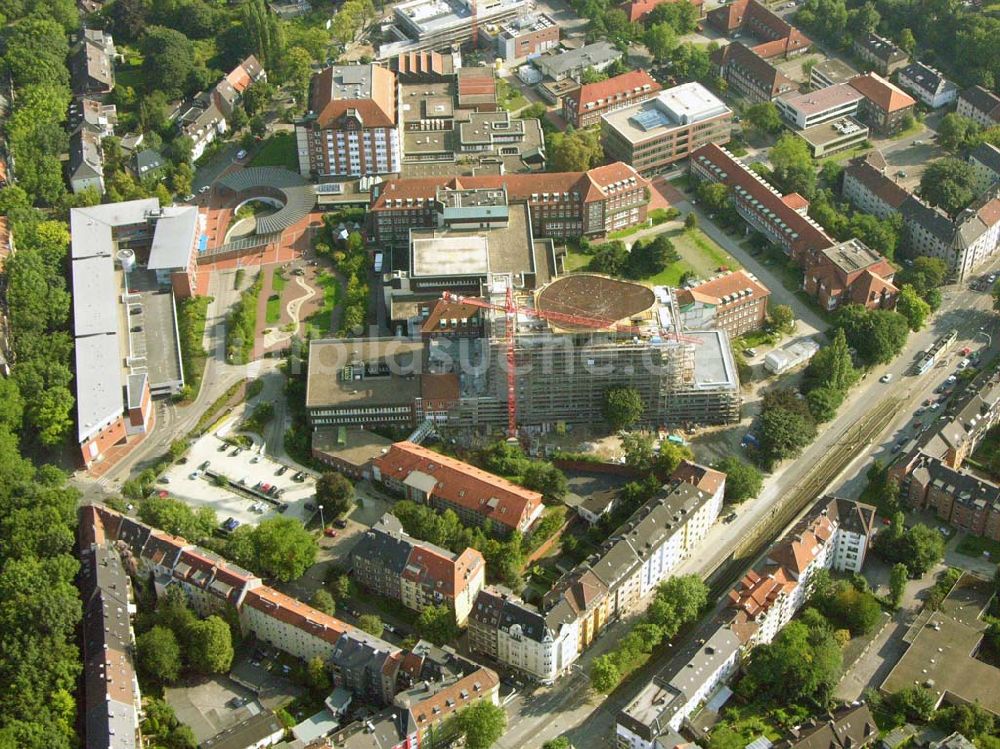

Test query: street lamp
[318,504,325,530]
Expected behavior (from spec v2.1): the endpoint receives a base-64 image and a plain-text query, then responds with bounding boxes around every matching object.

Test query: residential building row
[171,55,266,161]
[79,505,502,749]
[468,462,727,683]
[712,41,797,106]
[890,373,1000,542]
[842,151,1000,281]
[563,69,662,129]
[616,495,876,749]
[689,143,898,311]
[350,513,486,625]
[371,441,545,535]
[852,33,908,76]
[957,85,1000,128]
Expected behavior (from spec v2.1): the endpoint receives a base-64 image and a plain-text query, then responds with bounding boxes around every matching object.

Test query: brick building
[296,63,400,178]
[848,73,916,136]
[563,70,661,129]
[802,238,897,311]
[706,0,812,59]
[711,42,797,105]
[852,33,908,76]
[675,270,771,337]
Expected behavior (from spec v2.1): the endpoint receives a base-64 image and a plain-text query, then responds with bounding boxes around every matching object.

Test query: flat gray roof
[75,334,124,442]
[147,207,199,270]
[73,254,119,337]
[412,235,490,276]
[70,200,159,260]
[306,338,425,409]
[533,41,620,79]
[689,329,738,390]
[602,83,730,145]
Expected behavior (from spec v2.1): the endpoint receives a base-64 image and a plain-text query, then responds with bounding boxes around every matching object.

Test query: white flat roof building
[602,82,731,145]
[411,235,491,277]
[776,83,863,130]
[381,0,529,58]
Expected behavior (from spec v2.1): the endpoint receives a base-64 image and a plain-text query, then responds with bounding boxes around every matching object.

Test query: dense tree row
[874,511,945,577]
[478,441,568,502]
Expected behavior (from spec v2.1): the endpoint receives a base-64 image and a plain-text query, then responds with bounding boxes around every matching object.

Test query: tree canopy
[836,306,909,367]
[315,472,355,518]
[457,700,507,749]
[228,517,318,581]
[740,619,842,703]
[603,387,645,430]
[714,457,763,503]
[919,158,979,216]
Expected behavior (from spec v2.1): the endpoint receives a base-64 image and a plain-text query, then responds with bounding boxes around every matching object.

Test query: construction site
[307,273,741,435]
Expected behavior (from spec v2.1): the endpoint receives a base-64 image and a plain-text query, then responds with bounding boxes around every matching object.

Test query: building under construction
[308,272,741,432]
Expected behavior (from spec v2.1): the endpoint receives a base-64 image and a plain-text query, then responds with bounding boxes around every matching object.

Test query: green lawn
[303,271,341,337]
[271,269,286,294]
[956,533,1000,561]
[249,132,298,171]
[821,143,873,166]
[265,294,282,324]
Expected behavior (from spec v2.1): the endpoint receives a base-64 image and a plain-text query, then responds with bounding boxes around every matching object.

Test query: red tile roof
[977,198,1000,227]
[374,442,543,531]
[712,42,796,98]
[672,460,728,496]
[690,143,834,259]
[243,586,352,646]
[311,64,396,129]
[370,164,648,211]
[569,70,661,116]
[849,73,916,113]
[623,0,703,22]
[707,0,811,58]
[403,544,483,598]
[225,55,263,94]
[407,668,499,733]
[782,192,809,212]
[679,270,771,309]
[420,298,482,334]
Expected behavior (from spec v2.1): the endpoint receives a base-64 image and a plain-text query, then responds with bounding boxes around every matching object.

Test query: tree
[770,133,817,198]
[896,285,931,331]
[281,46,314,110]
[315,472,355,518]
[358,614,384,637]
[875,522,945,576]
[847,1,880,36]
[697,182,730,213]
[311,589,335,615]
[416,604,459,646]
[919,158,979,216]
[889,563,908,609]
[889,685,937,723]
[684,212,698,229]
[603,387,645,430]
[806,386,845,423]
[542,739,572,749]
[758,391,817,468]
[622,432,656,469]
[308,655,332,694]
[590,654,622,693]
[138,496,217,541]
[837,306,909,366]
[645,23,678,62]
[188,616,234,674]
[714,457,763,503]
[804,329,857,394]
[898,28,916,53]
[937,113,980,152]
[137,626,182,683]
[646,575,709,636]
[814,580,883,635]
[770,304,795,334]
[231,517,319,582]
[653,442,694,481]
[520,462,568,502]
[242,0,286,69]
[142,27,197,99]
[740,620,842,703]
[745,102,783,135]
[458,700,507,749]
[549,129,603,172]
[2,19,70,89]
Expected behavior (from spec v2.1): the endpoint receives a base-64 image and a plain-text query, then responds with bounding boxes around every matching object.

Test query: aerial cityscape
[0,0,999,749]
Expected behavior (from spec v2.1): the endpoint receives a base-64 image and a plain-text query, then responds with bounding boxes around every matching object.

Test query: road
[500,239,1000,749]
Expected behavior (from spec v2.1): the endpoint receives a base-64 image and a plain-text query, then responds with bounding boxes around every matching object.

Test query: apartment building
[689,143,835,264]
[849,73,916,136]
[675,269,771,337]
[79,506,142,749]
[775,705,880,749]
[563,70,661,129]
[776,83,863,130]
[618,495,875,748]
[852,33,908,76]
[351,514,485,625]
[616,627,742,748]
[69,126,106,195]
[624,0,704,22]
[602,82,733,175]
[372,441,545,535]
[900,192,1000,281]
[969,143,1000,193]
[802,238,898,311]
[897,62,958,109]
[73,28,116,96]
[957,85,1000,128]
[712,42,797,106]
[841,153,910,220]
[706,0,812,59]
[532,41,621,82]
[296,63,400,178]
[369,162,651,246]
[468,587,579,683]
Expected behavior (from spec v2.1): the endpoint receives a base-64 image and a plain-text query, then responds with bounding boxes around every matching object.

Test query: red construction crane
[442,290,701,438]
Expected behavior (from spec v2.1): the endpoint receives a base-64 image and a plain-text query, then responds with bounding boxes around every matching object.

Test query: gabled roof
[623,0,703,23]
[843,160,910,209]
[569,70,661,116]
[712,42,797,99]
[774,704,879,749]
[970,143,1000,177]
[959,85,1000,123]
[849,72,916,112]
[853,32,907,64]
[898,61,954,98]
[373,442,543,531]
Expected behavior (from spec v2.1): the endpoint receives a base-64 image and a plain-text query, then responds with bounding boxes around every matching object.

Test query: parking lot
[161,430,318,529]
[164,674,263,742]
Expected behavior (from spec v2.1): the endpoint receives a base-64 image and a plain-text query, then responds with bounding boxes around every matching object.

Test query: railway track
[707,393,906,597]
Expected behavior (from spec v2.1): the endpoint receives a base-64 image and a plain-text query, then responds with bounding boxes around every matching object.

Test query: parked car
[744,348,757,357]
[189,471,201,480]
[219,443,229,452]
[324,528,338,537]
[276,504,288,513]
[236,149,248,160]
[880,373,893,383]
[333,518,348,529]
[198,185,210,194]
[305,502,316,511]
[276,465,288,476]
[157,477,170,484]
